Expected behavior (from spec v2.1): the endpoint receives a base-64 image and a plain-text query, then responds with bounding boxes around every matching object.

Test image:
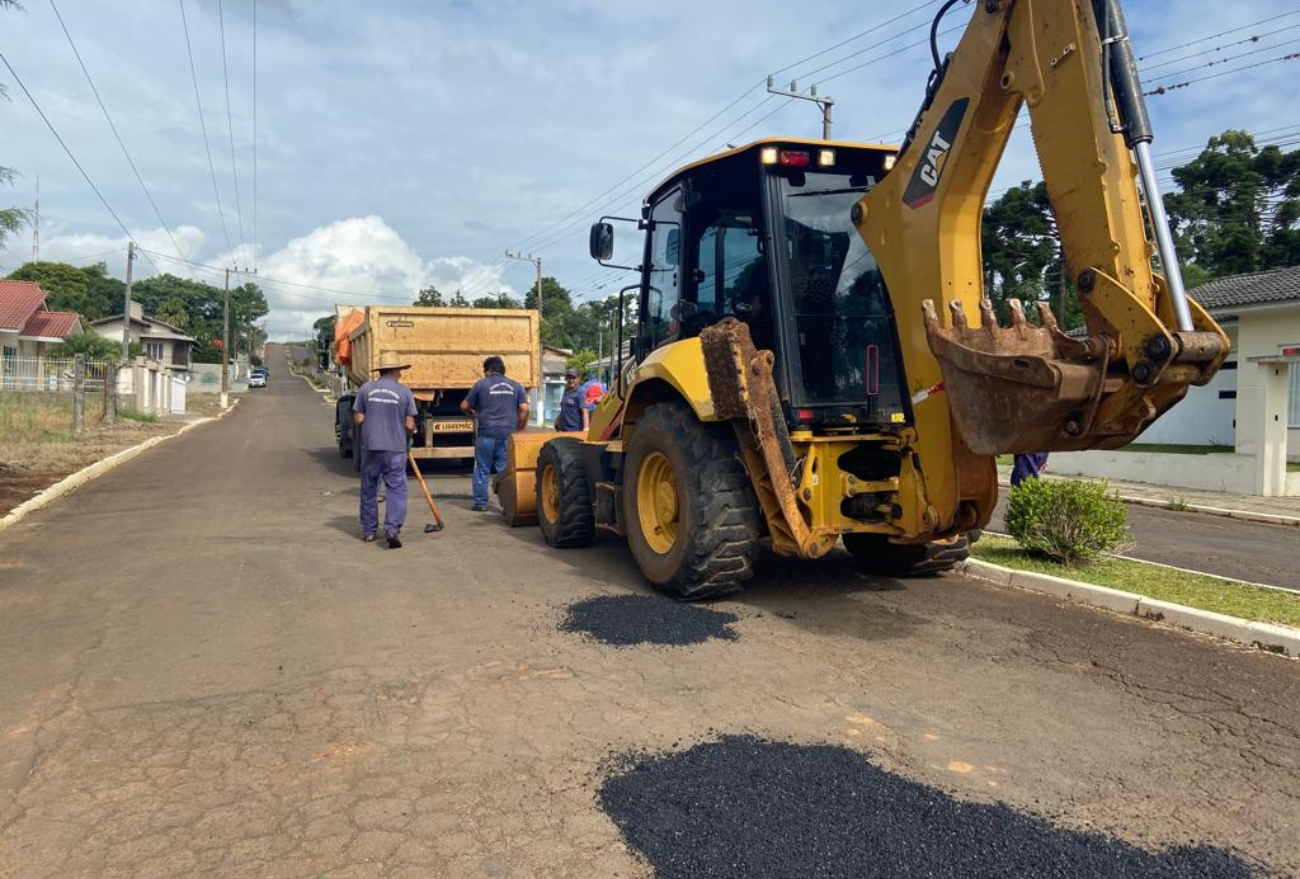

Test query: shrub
[1005,478,1130,566]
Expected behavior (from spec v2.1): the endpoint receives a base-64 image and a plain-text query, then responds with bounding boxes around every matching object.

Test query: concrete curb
[0,399,241,533]
[958,558,1300,658]
[998,478,1300,528]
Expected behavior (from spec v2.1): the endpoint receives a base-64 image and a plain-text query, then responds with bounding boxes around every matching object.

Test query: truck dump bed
[343,306,540,392]
[334,305,541,461]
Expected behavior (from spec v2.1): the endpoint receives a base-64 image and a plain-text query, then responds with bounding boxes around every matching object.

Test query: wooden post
[104,362,118,424]
[72,354,85,434]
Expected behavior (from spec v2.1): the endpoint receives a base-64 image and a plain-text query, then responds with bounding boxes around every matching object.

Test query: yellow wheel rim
[541,463,560,523]
[636,451,678,555]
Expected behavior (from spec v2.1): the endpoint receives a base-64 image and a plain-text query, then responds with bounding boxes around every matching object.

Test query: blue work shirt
[353,376,417,452]
[466,373,528,440]
[558,386,585,432]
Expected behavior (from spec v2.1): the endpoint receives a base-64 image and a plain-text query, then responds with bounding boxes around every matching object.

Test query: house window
[144,341,164,361]
[1289,368,1300,429]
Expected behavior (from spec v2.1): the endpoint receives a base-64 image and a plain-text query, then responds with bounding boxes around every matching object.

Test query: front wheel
[842,532,971,577]
[623,402,762,600]
[536,439,595,548]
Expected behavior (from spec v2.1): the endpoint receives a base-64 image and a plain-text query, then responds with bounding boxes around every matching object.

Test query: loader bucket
[922,298,1108,456]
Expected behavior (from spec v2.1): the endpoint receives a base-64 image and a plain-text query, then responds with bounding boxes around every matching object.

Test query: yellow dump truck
[333,305,540,469]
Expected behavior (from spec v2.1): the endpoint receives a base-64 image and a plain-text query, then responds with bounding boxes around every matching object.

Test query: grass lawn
[1118,443,1234,455]
[971,534,1300,628]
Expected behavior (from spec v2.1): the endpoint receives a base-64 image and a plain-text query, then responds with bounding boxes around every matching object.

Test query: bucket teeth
[1007,298,1025,326]
[979,299,998,338]
[1037,301,1059,331]
[949,299,968,331]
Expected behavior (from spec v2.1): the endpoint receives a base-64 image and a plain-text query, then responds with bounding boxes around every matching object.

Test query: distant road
[993,494,1300,591]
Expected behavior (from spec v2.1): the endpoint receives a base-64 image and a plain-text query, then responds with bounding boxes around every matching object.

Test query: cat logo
[903,98,969,210]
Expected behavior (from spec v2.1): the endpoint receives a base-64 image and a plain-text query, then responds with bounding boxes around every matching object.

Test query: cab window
[644,190,682,351]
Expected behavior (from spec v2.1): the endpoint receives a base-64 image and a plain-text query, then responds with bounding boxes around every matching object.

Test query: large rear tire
[842,532,971,577]
[623,402,762,600]
[536,439,596,548]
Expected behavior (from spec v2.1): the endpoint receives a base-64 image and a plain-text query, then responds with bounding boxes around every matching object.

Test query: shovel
[409,452,445,533]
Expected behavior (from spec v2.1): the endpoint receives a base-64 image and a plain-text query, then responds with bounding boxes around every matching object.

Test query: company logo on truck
[903,98,969,210]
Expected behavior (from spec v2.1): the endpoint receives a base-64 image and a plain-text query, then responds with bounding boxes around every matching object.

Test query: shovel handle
[409,453,445,528]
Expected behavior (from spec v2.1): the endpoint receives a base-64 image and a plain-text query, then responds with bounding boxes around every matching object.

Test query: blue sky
[2,0,1298,337]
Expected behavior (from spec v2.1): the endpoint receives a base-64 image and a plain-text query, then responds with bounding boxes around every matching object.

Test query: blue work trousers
[1011,453,1049,487]
[361,450,408,537]
[473,435,509,506]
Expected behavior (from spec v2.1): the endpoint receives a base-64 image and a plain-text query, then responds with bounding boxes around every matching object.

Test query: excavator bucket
[922,298,1109,456]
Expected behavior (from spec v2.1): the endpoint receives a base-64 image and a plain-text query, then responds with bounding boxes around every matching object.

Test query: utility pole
[32,176,39,262]
[122,242,135,363]
[505,250,544,425]
[766,76,833,140]
[221,265,258,410]
[221,268,231,410]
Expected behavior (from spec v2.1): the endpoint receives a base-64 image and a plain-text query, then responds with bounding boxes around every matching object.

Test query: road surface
[992,493,1300,591]
[2,345,1298,878]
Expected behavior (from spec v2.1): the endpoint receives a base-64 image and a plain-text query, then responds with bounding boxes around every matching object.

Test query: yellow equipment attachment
[496,431,568,526]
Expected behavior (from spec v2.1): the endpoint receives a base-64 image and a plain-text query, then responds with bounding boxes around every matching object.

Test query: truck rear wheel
[536,439,595,548]
[842,532,971,577]
[623,402,761,600]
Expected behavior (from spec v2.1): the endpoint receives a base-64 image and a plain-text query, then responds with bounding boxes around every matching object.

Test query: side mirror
[589,223,615,261]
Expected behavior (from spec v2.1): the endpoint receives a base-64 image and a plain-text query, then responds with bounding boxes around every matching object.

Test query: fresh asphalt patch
[560,594,739,646]
[598,735,1263,879]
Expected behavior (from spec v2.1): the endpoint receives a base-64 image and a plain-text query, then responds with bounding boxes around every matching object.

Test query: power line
[1145,51,1300,96]
[769,0,942,78]
[1143,35,1300,82]
[504,1,959,265]
[218,0,246,268]
[1140,22,1300,73]
[1138,8,1300,61]
[179,0,234,258]
[0,51,163,274]
[814,20,966,87]
[46,0,188,261]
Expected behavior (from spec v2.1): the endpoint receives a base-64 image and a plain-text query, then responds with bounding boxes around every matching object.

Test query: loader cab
[593,139,909,430]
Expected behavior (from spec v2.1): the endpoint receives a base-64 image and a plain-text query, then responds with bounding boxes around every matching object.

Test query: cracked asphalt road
[2,344,1298,878]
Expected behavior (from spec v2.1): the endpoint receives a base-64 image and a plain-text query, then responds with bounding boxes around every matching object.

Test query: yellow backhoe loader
[498,0,1229,598]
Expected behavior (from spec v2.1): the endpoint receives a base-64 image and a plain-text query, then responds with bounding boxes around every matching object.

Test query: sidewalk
[996,465,1300,526]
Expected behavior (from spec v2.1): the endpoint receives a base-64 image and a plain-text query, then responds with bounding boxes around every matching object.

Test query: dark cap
[565,368,579,378]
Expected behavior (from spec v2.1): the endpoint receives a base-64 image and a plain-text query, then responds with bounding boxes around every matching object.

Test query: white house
[91,302,197,371]
[0,279,84,388]
[1052,265,1300,496]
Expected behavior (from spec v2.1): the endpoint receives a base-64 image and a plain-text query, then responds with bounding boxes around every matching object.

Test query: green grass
[1118,443,1234,454]
[1289,461,1300,473]
[972,534,1300,627]
[119,408,159,423]
[996,455,1013,466]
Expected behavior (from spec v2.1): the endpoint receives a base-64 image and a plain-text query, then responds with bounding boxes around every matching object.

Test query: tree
[6,261,125,321]
[471,292,522,310]
[449,288,468,307]
[567,348,597,378]
[979,181,1084,329]
[1165,129,1300,276]
[414,284,444,307]
[46,331,121,360]
[156,297,189,329]
[313,314,337,356]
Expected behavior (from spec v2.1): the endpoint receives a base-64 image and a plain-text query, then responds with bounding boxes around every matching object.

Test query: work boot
[472,503,487,512]
[386,532,402,549]
[362,533,376,543]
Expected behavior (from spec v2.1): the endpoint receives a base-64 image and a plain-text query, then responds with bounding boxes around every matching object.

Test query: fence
[0,355,111,393]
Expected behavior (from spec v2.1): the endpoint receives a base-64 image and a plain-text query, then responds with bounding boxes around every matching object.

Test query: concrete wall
[1048,449,1281,495]
[1133,326,1237,447]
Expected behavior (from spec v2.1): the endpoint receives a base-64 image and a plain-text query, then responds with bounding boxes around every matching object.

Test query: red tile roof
[22,310,82,339]
[0,280,48,331]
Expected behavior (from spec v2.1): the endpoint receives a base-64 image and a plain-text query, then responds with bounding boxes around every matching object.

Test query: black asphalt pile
[598,735,1262,879]
[560,594,739,647]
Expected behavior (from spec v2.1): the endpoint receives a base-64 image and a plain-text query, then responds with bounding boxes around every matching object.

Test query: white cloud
[247,216,512,339]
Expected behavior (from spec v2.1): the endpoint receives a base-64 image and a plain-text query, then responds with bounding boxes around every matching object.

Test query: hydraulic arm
[857,0,1228,530]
